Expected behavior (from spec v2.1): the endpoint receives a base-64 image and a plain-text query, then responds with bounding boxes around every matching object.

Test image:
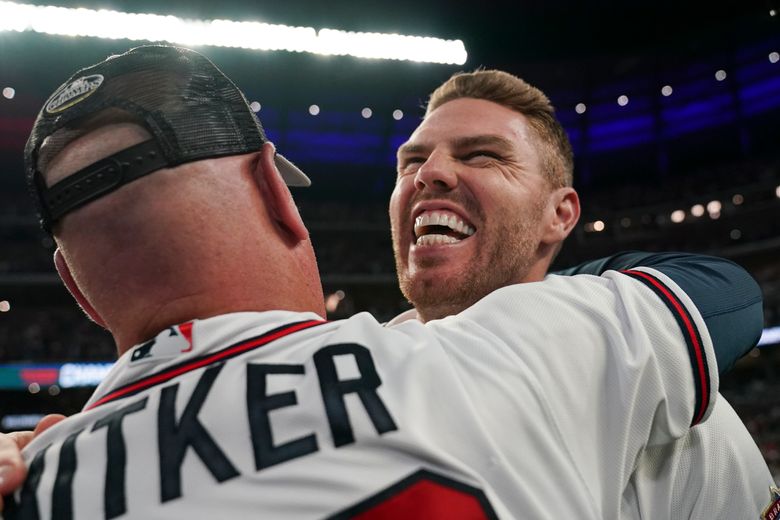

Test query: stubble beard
[395,203,543,322]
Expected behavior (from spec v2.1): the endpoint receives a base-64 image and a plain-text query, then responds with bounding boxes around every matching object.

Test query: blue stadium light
[0,1,468,64]
[2,414,45,431]
[758,326,780,347]
[587,115,654,153]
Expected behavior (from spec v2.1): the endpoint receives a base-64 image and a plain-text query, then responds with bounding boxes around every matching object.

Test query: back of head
[24,45,322,351]
[26,45,310,231]
[426,70,574,189]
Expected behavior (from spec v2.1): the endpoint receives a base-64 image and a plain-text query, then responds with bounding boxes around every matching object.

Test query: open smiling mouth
[413,210,476,246]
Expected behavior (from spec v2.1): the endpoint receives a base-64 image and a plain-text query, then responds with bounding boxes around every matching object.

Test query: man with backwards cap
[0,45,764,518]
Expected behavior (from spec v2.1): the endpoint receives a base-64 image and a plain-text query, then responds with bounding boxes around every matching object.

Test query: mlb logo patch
[130,322,194,363]
[762,486,780,520]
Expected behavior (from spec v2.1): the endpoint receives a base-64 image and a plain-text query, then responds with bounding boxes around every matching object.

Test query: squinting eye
[463,150,500,161]
[399,158,425,173]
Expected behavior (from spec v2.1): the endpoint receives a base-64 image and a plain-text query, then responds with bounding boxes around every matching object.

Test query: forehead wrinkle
[450,134,515,152]
[397,134,515,159]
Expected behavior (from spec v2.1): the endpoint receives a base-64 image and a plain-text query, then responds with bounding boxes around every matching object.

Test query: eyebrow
[397,134,515,157]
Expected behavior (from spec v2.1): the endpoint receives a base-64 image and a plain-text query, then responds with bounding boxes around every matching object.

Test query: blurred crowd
[721,348,780,483]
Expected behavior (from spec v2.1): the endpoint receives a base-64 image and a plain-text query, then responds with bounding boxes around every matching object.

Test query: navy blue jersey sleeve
[553,251,764,373]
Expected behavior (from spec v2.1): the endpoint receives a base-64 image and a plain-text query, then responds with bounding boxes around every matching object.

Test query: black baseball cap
[25,45,310,232]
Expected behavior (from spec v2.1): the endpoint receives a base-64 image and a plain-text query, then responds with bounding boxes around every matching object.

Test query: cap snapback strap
[39,139,168,230]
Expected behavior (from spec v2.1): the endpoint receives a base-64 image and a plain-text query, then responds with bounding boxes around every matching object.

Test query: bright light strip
[0,1,467,64]
[758,325,780,347]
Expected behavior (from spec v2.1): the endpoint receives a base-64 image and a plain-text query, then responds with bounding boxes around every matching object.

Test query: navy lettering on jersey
[3,445,49,520]
[247,363,319,470]
[158,363,239,503]
[52,429,83,520]
[313,343,398,447]
[92,397,148,519]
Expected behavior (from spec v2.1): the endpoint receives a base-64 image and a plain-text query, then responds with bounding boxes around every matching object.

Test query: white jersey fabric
[621,397,775,519]
[8,268,720,519]
[391,277,777,519]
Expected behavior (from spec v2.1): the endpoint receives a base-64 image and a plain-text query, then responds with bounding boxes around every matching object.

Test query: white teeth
[447,214,457,230]
[413,210,476,240]
[416,234,459,246]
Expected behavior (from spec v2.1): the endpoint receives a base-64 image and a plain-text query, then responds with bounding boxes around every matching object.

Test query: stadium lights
[0,300,9,312]
[325,290,346,313]
[392,109,404,120]
[707,200,722,213]
[670,209,685,223]
[2,87,14,99]
[584,220,605,232]
[0,1,468,65]
[758,325,780,347]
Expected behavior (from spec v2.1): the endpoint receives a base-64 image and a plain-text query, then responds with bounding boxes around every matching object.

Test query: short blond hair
[427,70,573,188]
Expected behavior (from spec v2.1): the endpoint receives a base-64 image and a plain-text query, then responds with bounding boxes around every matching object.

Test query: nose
[414,151,457,192]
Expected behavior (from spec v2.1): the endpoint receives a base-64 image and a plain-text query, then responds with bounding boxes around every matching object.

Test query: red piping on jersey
[622,269,709,425]
[85,319,327,411]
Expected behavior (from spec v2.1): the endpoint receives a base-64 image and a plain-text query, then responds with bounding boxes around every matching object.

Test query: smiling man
[391,73,578,323]
[388,69,775,518]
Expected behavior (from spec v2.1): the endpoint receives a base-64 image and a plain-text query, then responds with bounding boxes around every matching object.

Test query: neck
[109,244,325,355]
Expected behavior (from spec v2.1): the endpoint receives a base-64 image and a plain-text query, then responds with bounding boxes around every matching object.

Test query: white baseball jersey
[5,268,719,519]
[621,396,776,519]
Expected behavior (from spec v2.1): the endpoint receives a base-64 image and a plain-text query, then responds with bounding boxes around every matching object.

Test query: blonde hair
[427,70,573,188]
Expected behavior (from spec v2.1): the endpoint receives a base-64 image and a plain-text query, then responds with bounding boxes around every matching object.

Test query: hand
[0,414,66,510]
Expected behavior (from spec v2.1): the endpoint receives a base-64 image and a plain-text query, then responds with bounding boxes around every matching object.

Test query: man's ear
[542,187,580,245]
[250,142,308,243]
[53,248,107,328]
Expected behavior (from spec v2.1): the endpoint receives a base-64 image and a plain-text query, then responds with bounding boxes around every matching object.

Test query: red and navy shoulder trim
[86,319,327,411]
[621,269,710,426]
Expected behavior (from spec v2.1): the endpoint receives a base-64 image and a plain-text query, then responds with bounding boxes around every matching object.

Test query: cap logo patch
[45,74,104,114]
